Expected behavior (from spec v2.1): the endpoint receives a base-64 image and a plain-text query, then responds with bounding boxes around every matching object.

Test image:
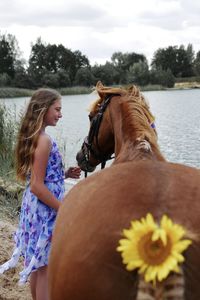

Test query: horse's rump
[49,161,200,300]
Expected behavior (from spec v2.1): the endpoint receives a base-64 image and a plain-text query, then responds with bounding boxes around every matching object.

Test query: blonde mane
[90,82,158,151]
[91,81,153,120]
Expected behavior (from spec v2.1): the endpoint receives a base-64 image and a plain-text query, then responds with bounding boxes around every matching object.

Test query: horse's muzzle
[76,150,96,172]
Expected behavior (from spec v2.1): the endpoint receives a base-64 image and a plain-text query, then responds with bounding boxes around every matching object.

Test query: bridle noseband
[81,94,115,177]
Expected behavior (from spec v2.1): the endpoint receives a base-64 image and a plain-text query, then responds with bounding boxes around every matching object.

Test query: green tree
[43,72,59,88]
[47,44,73,75]
[5,34,28,88]
[6,33,25,69]
[127,60,149,86]
[28,38,48,87]
[0,34,15,78]
[57,69,71,87]
[151,45,194,77]
[193,51,200,76]
[150,67,175,88]
[74,67,94,86]
[178,45,194,77]
[186,43,195,70]
[0,33,26,86]
[71,50,90,84]
[12,67,32,88]
[28,39,91,87]
[111,51,147,83]
[0,73,11,86]
[91,62,119,85]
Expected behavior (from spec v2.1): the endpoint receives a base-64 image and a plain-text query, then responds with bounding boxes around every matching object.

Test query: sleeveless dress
[0,137,65,284]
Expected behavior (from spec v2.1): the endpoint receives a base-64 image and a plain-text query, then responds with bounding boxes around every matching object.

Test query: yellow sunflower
[117,213,192,283]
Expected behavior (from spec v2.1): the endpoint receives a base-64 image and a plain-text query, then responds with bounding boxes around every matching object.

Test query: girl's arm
[30,134,61,211]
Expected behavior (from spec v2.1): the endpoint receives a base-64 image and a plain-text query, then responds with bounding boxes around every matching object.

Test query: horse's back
[49,161,200,300]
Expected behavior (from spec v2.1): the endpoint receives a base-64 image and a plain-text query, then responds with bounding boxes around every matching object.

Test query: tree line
[1,32,200,89]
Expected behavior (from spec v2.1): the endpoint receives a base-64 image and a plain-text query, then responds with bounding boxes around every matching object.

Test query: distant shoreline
[0,86,91,99]
[173,81,200,90]
[0,82,199,99]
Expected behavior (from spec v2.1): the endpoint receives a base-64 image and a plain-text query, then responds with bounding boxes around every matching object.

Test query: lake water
[1,89,200,177]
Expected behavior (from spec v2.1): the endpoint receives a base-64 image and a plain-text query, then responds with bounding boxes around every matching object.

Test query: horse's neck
[109,100,166,164]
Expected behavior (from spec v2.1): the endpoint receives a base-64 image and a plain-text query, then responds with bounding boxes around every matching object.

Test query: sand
[0,219,31,300]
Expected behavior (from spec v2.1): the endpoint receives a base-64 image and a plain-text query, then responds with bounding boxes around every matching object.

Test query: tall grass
[0,86,91,99]
[0,104,23,219]
[0,103,19,179]
[0,192,23,219]
[59,86,91,95]
[140,84,165,91]
[175,76,200,83]
[0,87,34,98]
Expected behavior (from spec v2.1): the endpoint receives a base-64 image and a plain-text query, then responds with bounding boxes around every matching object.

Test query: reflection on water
[2,89,200,170]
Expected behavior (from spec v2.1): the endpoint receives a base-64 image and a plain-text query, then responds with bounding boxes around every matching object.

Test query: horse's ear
[128,84,141,97]
[128,85,139,95]
[128,85,134,94]
[96,81,104,89]
[96,81,105,98]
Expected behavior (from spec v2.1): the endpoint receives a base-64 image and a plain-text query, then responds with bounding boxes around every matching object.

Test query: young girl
[0,88,81,300]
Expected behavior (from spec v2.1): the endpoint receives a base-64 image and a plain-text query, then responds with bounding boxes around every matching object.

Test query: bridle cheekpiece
[81,94,114,177]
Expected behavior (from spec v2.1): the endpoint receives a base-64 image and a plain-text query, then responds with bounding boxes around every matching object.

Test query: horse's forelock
[95,81,125,99]
[95,83,147,105]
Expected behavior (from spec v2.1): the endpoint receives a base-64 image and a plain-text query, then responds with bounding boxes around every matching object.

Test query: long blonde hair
[15,88,61,182]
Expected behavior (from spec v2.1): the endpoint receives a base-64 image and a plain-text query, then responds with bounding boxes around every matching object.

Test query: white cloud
[1,0,200,65]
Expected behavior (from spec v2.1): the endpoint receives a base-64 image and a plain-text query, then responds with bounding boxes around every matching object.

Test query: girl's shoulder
[37,133,52,151]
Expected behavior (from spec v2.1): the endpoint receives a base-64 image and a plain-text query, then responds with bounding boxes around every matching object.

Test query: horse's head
[76,82,117,172]
[76,81,158,172]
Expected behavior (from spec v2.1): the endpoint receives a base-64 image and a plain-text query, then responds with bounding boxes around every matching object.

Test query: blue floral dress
[0,136,65,284]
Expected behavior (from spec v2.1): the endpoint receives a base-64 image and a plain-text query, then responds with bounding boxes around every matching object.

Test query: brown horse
[49,82,200,300]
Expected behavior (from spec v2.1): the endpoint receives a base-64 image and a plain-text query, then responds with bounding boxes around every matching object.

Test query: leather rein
[82,94,115,177]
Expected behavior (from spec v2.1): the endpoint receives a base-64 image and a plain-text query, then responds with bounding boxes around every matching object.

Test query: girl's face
[43,99,62,127]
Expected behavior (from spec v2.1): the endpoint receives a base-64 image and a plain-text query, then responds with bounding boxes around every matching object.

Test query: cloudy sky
[1,0,200,65]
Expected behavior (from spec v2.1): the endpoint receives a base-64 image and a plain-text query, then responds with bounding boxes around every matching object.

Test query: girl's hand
[65,167,81,179]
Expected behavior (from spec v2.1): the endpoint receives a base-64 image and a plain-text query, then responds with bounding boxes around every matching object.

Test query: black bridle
[81,94,115,177]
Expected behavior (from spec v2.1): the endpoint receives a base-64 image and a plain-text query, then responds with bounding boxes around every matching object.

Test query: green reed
[0,87,34,98]
[0,86,91,98]
[59,86,91,95]
[0,104,23,218]
[0,103,20,179]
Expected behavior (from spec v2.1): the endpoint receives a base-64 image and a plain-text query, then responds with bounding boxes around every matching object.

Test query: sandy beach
[0,220,31,300]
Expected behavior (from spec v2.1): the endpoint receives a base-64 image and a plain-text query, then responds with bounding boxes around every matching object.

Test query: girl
[0,88,81,300]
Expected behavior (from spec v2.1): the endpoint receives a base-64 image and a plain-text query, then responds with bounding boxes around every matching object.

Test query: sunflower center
[138,231,172,265]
